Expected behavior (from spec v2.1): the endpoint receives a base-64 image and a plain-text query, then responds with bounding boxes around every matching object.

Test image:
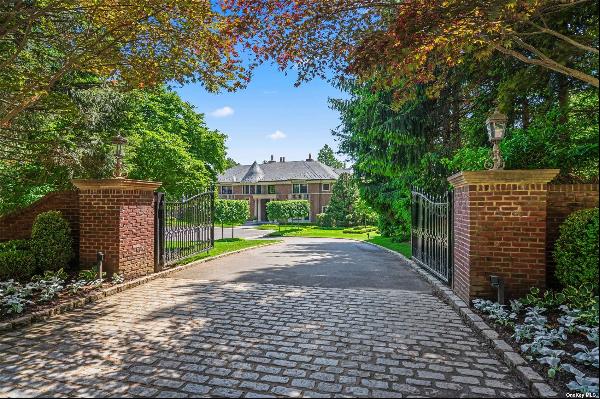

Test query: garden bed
[0,268,124,323]
[1,238,279,325]
[472,286,599,396]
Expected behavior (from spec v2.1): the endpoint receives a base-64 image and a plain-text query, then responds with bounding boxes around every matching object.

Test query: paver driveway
[0,238,528,398]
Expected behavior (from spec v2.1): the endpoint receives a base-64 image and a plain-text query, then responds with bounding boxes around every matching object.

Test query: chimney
[279,156,285,162]
[306,153,313,161]
[268,154,276,164]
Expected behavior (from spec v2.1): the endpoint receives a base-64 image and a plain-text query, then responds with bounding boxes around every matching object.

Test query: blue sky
[174,63,347,166]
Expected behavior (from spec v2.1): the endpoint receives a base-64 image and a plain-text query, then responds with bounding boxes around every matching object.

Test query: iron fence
[411,188,453,284]
[155,190,214,270]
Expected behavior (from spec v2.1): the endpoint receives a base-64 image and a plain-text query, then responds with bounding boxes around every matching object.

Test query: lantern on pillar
[112,133,128,178]
[485,108,508,170]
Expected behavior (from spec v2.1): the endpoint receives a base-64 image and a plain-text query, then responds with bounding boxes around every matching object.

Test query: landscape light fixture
[112,133,128,178]
[485,108,508,170]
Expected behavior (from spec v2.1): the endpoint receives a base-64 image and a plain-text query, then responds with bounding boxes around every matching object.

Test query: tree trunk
[558,75,570,125]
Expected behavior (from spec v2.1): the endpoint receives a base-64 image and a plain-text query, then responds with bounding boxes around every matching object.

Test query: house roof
[218,160,351,183]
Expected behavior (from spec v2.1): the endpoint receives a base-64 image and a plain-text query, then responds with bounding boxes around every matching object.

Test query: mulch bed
[473,308,598,397]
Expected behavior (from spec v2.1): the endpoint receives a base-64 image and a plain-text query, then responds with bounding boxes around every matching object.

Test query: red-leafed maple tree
[223,0,598,98]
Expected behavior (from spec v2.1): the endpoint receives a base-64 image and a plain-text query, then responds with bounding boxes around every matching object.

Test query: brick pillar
[447,170,559,302]
[72,178,161,279]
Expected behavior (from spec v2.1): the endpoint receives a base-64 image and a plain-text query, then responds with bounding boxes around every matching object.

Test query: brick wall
[546,184,599,288]
[448,170,559,302]
[452,186,470,302]
[73,179,160,279]
[469,183,548,299]
[0,191,80,261]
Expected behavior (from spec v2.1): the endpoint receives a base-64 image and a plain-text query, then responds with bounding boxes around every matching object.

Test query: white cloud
[209,106,234,118]
[267,130,287,140]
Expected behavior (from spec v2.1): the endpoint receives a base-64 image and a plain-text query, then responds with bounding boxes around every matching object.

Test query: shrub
[30,211,74,274]
[215,199,250,238]
[0,240,36,281]
[316,212,333,227]
[554,208,599,291]
[266,200,309,226]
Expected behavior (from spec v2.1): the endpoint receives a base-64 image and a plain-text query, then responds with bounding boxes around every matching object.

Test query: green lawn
[256,224,412,258]
[366,236,412,258]
[176,238,280,265]
[258,224,379,241]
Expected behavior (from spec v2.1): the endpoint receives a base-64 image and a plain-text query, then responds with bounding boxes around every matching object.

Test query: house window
[322,183,330,191]
[256,185,263,194]
[221,186,233,195]
[322,206,328,213]
[293,183,308,194]
[268,185,276,194]
[243,185,256,194]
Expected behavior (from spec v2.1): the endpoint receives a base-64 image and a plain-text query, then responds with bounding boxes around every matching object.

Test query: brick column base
[448,170,559,303]
[72,178,161,279]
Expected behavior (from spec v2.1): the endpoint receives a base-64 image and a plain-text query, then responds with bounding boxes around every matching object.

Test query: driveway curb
[0,240,280,333]
[362,240,558,398]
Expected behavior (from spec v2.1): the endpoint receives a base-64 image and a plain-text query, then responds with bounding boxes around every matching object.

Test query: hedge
[266,200,310,225]
[214,199,250,238]
[554,208,599,291]
[0,211,74,281]
[30,211,74,274]
[0,240,36,281]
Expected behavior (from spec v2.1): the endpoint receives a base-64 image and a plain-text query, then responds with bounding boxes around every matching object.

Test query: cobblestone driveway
[0,240,528,398]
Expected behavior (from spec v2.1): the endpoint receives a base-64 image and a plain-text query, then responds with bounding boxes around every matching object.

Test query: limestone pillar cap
[447,169,560,188]
[71,178,162,191]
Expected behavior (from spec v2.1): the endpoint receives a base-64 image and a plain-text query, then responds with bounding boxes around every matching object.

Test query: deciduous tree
[1,0,248,150]
[224,0,599,100]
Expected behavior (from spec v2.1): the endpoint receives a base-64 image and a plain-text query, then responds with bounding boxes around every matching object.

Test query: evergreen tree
[325,173,359,227]
[317,145,344,169]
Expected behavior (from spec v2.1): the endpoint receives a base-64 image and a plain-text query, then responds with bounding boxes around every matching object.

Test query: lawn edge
[362,240,557,398]
[0,240,280,334]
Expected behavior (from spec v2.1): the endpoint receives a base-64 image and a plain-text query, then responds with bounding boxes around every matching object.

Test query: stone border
[362,240,558,398]
[0,240,281,333]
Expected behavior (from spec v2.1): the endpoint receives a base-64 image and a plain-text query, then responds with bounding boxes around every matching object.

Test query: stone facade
[448,170,559,302]
[72,179,161,279]
[546,184,599,288]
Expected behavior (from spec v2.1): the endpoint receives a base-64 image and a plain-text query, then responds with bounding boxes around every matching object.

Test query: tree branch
[528,21,599,55]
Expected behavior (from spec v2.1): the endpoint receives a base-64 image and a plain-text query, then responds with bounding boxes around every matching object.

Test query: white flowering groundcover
[0,268,124,321]
[473,297,599,396]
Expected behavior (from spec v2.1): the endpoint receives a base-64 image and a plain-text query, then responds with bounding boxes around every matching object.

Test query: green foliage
[317,144,344,169]
[520,285,599,326]
[30,211,74,274]
[215,199,250,237]
[215,200,250,226]
[316,213,332,228]
[322,173,359,227]
[342,226,378,234]
[266,200,310,226]
[554,208,599,291]
[124,88,227,198]
[0,85,229,214]
[0,240,36,281]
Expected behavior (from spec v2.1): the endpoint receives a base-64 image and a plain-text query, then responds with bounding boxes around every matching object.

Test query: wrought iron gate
[155,190,214,270]
[411,188,453,284]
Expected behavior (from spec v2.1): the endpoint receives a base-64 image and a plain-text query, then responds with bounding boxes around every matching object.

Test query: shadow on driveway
[173,237,432,292]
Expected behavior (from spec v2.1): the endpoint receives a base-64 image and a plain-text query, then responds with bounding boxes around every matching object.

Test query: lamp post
[112,133,128,178]
[485,108,508,170]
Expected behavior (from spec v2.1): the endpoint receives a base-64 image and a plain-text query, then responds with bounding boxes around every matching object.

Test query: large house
[217,154,350,222]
